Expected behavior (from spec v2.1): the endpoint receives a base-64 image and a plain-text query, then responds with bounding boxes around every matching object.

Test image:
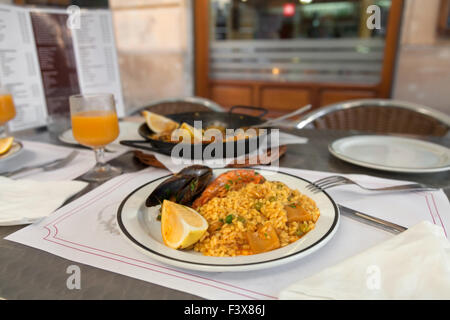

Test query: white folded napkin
[0,177,88,226]
[279,221,450,300]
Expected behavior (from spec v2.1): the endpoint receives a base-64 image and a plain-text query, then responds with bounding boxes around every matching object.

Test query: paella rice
[193,180,320,256]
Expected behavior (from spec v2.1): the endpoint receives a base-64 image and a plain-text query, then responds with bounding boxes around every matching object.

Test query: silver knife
[338,204,407,234]
[1,150,79,178]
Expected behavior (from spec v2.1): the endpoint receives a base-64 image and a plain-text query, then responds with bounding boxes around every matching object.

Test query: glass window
[209,0,392,84]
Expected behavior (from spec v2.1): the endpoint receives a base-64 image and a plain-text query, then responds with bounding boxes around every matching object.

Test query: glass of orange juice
[0,87,16,138]
[70,93,122,181]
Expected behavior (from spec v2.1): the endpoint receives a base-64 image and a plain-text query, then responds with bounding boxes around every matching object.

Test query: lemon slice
[160,200,208,249]
[0,137,14,155]
[180,122,203,143]
[170,128,192,143]
[142,110,179,134]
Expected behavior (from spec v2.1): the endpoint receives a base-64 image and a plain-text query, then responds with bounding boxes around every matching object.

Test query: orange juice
[0,94,16,125]
[71,110,119,147]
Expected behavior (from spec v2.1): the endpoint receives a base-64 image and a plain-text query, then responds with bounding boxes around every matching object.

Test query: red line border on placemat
[41,172,277,300]
[425,195,437,225]
[40,171,448,300]
[430,193,448,238]
[44,228,260,300]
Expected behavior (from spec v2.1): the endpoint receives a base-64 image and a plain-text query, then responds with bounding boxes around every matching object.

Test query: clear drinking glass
[0,87,16,138]
[69,93,122,182]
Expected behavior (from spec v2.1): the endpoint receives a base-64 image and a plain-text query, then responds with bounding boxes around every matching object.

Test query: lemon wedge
[180,122,203,143]
[0,137,14,155]
[170,128,192,143]
[160,200,208,250]
[142,110,179,134]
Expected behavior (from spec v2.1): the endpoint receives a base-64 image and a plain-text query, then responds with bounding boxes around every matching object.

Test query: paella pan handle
[119,140,162,153]
[229,105,268,118]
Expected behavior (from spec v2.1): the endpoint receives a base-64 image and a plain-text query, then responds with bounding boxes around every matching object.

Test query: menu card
[0,5,47,131]
[0,4,124,132]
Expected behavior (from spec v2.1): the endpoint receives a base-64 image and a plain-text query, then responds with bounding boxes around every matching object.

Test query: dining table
[1,126,449,300]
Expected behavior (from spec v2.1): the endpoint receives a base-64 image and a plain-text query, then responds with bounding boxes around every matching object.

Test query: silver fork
[306,175,438,194]
[1,150,79,178]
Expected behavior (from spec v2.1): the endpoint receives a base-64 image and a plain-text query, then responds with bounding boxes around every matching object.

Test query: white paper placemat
[5,167,450,299]
[0,141,125,181]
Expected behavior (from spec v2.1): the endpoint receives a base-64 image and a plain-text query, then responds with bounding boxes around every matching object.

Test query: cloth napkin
[279,221,450,300]
[0,177,88,226]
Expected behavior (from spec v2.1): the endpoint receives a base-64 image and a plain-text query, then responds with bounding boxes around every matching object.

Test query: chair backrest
[296,99,450,137]
[127,97,224,116]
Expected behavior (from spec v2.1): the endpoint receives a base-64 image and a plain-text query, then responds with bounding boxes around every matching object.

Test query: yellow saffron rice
[193,181,320,256]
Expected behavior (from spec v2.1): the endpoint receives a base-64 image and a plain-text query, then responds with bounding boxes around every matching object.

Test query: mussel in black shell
[178,165,213,196]
[145,165,212,207]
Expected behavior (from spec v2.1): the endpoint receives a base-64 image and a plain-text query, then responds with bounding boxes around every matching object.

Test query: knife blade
[338,204,407,234]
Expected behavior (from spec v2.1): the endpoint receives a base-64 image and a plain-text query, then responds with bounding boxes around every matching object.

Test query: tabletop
[1,128,449,299]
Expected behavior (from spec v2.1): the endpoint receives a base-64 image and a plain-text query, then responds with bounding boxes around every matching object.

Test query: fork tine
[311,176,340,185]
[306,176,343,193]
[306,176,341,190]
[314,178,347,189]
[306,182,327,191]
[313,176,345,189]
[312,180,350,193]
[305,184,318,191]
[309,178,347,193]
[306,182,322,192]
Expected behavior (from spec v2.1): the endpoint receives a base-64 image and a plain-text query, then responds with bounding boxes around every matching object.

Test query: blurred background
[4,0,450,117]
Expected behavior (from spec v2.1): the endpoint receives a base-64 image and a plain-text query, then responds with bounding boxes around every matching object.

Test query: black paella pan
[120,105,272,160]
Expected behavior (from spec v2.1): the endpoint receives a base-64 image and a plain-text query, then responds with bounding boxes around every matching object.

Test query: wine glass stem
[0,125,6,138]
[94,147,106,167]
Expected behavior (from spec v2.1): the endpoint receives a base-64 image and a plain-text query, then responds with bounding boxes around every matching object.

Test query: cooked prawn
[192,169,265,209]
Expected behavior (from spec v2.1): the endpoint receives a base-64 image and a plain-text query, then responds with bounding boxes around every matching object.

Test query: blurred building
[4,0,450,115]
[394,0,450,114]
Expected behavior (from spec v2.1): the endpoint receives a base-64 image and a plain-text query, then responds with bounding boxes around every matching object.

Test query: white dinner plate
[117,168,340,272]
[0,140,23,162]
[58,121,142,152]
[329,135,450,173]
